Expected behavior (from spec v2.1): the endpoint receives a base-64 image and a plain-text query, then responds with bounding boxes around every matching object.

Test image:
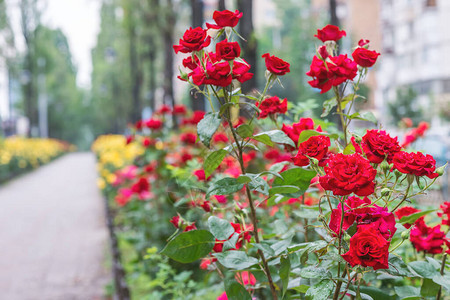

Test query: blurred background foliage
[0,0,339,149]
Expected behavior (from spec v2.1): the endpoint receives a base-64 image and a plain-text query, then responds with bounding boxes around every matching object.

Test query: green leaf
[399,209,436,225]
[224,280,251,300]
[214,251,259,269]
[236,124,254,138]
[298,130,339,144]
[293,206,320,219]
[358,286,394,300]
[280,256,291,298]
[409,260,439,278]
[273,167,317,195]
[206,177,244,197]
[299,266,330,279]
[346,112,378,125]
[394,286,421,300]
[204,149,228,178]
[253,130,295,147]
[269,185,301,195]
[421,278,440,297]
[432,273,450,292]
[305,280,334,300]
[321,97,337,118]
[161,230,215,263]
[223,232,240,251]
[271,236,294,256]
[208,216,234,240]
[197,112,222,147]
[247,176,269,195]
[384,255,414,277]
[343,142,356,155]
[251,242,275,257]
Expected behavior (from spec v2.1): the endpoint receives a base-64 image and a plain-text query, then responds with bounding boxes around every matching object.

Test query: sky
[7,0,101,88]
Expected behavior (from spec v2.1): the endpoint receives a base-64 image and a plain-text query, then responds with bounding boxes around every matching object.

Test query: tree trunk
[190,0,205,111]
[163,0,176,125]
[218,0,226,11]
[237,0,257,94]
[143,0,160,112]
[329,0,339,27]
[125,1,142,123]
[20,0,39,136]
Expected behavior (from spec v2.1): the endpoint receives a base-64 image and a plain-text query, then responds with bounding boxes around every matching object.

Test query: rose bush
[95,10,449,300]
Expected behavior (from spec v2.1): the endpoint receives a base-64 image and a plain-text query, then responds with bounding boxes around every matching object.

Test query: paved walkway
[0,152,110,300]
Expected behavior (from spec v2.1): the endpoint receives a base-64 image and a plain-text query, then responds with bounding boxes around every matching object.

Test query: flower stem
[436,253,447,300]
[223,88,278,300]
[334,86,348,145]
[391,181,412,213]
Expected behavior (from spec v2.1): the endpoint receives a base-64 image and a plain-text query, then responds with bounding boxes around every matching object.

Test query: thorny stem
[436,253,447,300]
[222,87,278,300]
[391,181,412,213]
[333,197,347,300]
[334,86,348,145]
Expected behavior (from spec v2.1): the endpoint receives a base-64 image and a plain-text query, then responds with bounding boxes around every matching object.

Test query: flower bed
[94,9,449,300]
[0,136,71,183]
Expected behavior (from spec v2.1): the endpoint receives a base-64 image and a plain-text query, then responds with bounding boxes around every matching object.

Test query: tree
[190,0,205,111]
[91,0,133,135]
[19,0,40,135]
[237,0,257,94]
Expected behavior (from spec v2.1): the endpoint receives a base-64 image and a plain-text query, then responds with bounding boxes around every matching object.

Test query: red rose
[410,218,445,254]
[306,54,357,93]
[358,39,370,47]
[170,215,182,228]
[145,118,163,130]
[319,153,377,196]
[257,96,288,119]
[262,53,290,76]
[437,202,450,226]
[391,151,439,179]
[180,132,197,145]
[342,224,390,270]
[361,130,401,164]
[416,121,429,136]
[173,27,211,53]
[281,118,318,149]
[352,47,380,68]
[200,201,211,212]
[292,135,330,167]
[235,271,256,286]
[329,54,358,83]
[329,196,396,240]
[173,104,187,115]
[318,45,329,59]
[182,56,199,70]
[131,177,151,200]
[190,111,206,125]
[216,39,241,61]
[206,10,243,29]
[156,104,171,114]
[314,24,346,42]
[142,137,153,147]
[200,258,212,270]
[213,133,229,143]
[183,223,197,232]
[191,59,232,87]
[193,169,208,181]
[395,206,421,229]
[232,60,253,83]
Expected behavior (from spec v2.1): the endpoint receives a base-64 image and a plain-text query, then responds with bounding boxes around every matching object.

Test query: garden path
[0,152,110,300]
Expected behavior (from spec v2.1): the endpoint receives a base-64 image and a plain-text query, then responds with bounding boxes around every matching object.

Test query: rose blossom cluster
[329,196,396,270]
[396,202,450,255]
[306,25,380,94]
